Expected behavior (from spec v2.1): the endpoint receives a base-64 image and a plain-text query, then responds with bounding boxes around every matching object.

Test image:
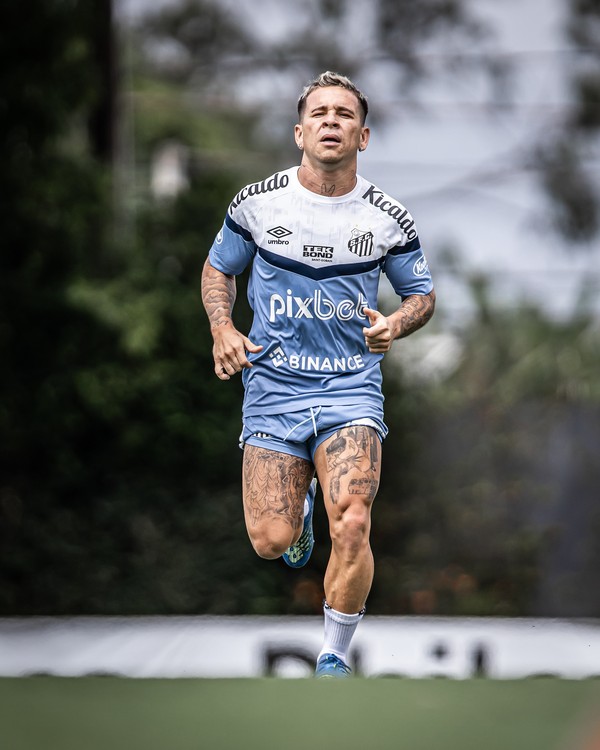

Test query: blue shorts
[240,404,388,462]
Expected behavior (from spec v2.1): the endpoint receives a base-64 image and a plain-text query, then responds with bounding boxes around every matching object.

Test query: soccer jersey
[208,166,433,417]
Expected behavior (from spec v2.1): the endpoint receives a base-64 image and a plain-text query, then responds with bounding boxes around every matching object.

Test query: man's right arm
[202,256,237,332]
[201,258,263,380]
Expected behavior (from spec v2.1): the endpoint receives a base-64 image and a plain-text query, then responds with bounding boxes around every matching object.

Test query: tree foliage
[135,0,487,133]
[136,0,600,245]
[0,0,250,614]
[1,0,598,617]
[533,0,600,241]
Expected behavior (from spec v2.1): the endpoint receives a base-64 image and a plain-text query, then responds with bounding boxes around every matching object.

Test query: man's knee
[331,505,371,557]
[248,523,296,559]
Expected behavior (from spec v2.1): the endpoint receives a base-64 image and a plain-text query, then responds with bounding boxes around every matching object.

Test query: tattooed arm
[362,290,436,354]
[201,257,263,380]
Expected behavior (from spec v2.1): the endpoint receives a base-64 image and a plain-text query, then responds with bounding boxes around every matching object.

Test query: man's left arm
[362,290,436,354]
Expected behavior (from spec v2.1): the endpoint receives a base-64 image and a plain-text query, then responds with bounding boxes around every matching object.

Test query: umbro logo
[267,226,292,239]
[267,226,292,246]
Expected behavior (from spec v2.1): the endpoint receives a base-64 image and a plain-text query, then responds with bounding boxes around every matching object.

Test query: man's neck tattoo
[298,163,356,196]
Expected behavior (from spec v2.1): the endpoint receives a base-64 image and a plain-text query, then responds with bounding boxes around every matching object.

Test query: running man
[202,71,435,678]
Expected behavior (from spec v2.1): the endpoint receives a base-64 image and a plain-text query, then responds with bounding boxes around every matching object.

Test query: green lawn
[1,677,599,750]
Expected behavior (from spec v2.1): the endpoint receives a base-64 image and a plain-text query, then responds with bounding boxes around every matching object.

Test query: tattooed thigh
[316,425,381,505]
[242,445,313,531]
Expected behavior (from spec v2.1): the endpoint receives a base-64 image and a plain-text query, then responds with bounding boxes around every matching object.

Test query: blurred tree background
[1,0,599,617]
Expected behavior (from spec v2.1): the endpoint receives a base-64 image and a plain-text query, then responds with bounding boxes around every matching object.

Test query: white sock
[317,602,365,664]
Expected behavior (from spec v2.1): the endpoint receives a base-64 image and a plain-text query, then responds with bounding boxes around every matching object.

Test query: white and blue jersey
[208,166,433,418]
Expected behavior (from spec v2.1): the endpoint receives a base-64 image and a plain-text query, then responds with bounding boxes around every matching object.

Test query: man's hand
[211,323,263,380]
[362,307,395,353]
[201,258,263,380]
[362,292,436,354]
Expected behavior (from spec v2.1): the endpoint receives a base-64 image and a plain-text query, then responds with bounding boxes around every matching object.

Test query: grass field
[1,677,599,750]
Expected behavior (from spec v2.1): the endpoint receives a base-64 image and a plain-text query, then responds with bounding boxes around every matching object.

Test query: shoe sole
[282,479,316,568]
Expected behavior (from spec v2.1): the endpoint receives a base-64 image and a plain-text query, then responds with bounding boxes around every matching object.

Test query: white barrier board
[1,616,599,679]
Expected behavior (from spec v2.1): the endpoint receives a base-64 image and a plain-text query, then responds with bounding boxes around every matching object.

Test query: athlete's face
[295,87,369,168]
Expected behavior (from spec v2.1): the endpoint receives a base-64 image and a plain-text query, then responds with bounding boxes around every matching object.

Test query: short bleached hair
[297,71,369,124]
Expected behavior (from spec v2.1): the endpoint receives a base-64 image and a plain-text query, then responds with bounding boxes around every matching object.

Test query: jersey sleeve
[383,235,433,297]
[208,211,257,276]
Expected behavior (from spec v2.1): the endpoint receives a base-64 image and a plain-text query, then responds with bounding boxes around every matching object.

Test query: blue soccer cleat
[282,478,316,568]
[315,653,352,679]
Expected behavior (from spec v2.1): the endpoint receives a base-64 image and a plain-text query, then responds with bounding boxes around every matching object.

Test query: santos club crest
[348,228,374,257]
